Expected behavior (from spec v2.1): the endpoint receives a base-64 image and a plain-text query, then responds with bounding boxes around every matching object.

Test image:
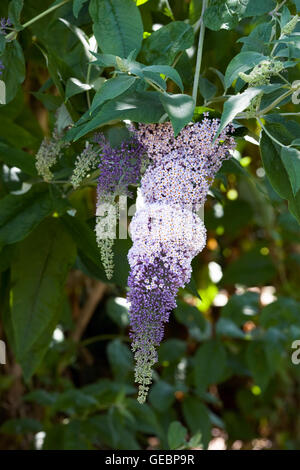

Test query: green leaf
[260,132,300,223]
[106,297,129,328]
[159,93,195,136]
[142,65,183,91]
[68,91,164,141]
[0,41,25,104]
[198,76,217,101]
[149,380,175,412]
[222,247,276,286]
[194,339,227,393]
[65,78,92,100]
[31,92,63,111]
[260,297,300,329]
[168,421,187,450]
[73,0,89,17]
[246,341,274,391]
[221,292,260,326]
[292,0,300,12]
[182,397,211,448]
[61,214,105,276]
[0,418,42,435]
[0,143,37,176]
[0,186,55,248]
[204,0,247,31]
[158,339,186,363]
[217,87,263,136]
[238,23,273,55]
[224,51,267,89]
[89,0,143,58]
[11,218,76,379]
[8,0,24,28]
[0,115,37,149]
[216,318,245,339]
[243,0,275,16]
[281,147,300,197]
[107,339,133,382]
[89,75,137,114]
[142,21,194,65]
[216,84,282,139]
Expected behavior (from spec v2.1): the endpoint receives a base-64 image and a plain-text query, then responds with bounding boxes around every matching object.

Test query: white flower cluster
[35,128,70,182]
[71,143,100,189]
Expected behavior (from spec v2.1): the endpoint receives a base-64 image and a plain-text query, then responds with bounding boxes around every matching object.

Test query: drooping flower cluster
[0,17,11,35]
[35,128,70,182]
[70,142,99,189]
[95,133,146,279]
[128,117,235,403]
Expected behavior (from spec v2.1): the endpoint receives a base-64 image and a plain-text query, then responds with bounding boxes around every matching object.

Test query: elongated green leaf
[194,339,227,393]
[281,147,300,197]
[65,78,92,100]
[198,76,217,100]
[159,93,195,137]
[0,142,37,176]
[0,186,54,248]
[224,51,267,89]
[89,75,137,114]
[73,0,89,17]
[168,422,187,450]
[89,0,143,58]
[246,341,275,391]
[69,91,164,141]
[142,65,183,91]
[243,0,275,16]
[8,0,24,28]
[11,218,76,377]
[216,88,262,138]
[142,21,194,65]
[0,115,37,148]
[182,397,211,448]
[222,247,276,286]
[107,339,133,382]
[0,41,25,104]
[216,84,282,139]
[204,0,247,31]
[61,214,105,278]
[31,92,63,111]
[260,132,300,223]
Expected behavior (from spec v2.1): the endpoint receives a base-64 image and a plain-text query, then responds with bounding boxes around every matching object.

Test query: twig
[192,0,207,104]
[71,280,107,342]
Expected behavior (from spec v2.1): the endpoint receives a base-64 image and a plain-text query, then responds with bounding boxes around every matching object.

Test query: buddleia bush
[0,0,300,451]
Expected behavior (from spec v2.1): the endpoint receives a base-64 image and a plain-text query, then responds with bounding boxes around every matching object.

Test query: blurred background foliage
[0,0,300,451]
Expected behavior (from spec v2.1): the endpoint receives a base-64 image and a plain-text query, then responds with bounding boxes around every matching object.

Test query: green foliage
[11,218,76,379]
[89,0,143,58]
[0,0,300,452]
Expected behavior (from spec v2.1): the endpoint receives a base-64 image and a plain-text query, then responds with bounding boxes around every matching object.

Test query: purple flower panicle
[0,18,11,35]
[128,116,235,403]
[95,133,146,279]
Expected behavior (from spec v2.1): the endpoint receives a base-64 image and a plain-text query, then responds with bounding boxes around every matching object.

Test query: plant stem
[258,88,294,115]
[192,0,207,104]
[5,0,71,41]
[257,117,286,148]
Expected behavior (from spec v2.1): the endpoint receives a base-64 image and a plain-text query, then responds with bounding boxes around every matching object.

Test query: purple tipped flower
[95,133,146,200]
[0,18,11,35]
[127,116,236,403]
[94,133,146,279]
[0,61,4,75]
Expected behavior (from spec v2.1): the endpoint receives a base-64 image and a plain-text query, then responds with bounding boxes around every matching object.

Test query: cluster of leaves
[0,0,300,450]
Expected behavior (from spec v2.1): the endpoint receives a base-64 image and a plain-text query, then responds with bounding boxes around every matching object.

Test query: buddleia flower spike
[128,117,236,403]
[94,133,146,279]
